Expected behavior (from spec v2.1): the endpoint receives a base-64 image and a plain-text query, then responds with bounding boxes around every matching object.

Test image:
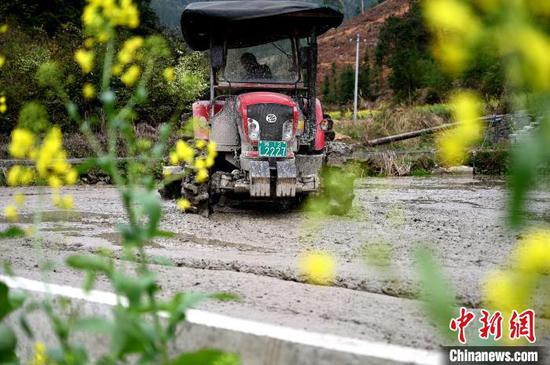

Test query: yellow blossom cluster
[28,342,49,365]
[163,67,175,82]
[437,91,484,166]
[484,229,550,313]
[113,37,143,86]
[83,83,96,100]
[298,250,336,285]
[82,0,140,41]
[423,0,550,91]
[423,0,480,74]
[0,96,6,113]
[74,48,95,74]
[176,198,191,211]
[168,139,217,184]
[0,23,6,69]
[4,127,78,221]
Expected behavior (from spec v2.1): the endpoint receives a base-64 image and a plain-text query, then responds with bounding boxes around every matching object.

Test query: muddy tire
[159,179,182,200]
[181,173,212,217]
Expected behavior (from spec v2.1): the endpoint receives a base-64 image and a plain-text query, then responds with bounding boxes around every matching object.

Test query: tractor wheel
[181,173,212,217]
[159,179,182,200]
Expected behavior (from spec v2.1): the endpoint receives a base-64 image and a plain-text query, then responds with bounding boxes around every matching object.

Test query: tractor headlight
[248,118,260,142]
[320,118,330,131]
[282,120,293,141]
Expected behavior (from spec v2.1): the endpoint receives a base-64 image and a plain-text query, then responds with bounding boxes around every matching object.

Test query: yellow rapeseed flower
[195,168,209,183]
[424,0,480,37]
[74,49,95,74]
[84,37,95,48]
[207,141,217,157]
[437,91,483,166]
[169,151,179,165]
[0,55,5,68]
[62,195,74,210]
[48,175,62,189]
[83,83,96,100]
[195,139,207,149]
[163,67,175,82]
[9,128,35,159]
[514,229,550,274]
[175,140,194,163]
[20,167,35,185]
[205,157,215,168]
[0,24,8,33]
[176,198,191,211]
[28,341,48,365]
[483,269,531,312]
[112,63,123,76]
[120,64,141,86]
[117,36,143,65]
[4,205,18,222]
[515,28,550,91]
[194,159,206,169]
[6,165,22,186]
[65,169,78,185]
[298,250,336,285]
[14,193,26,205]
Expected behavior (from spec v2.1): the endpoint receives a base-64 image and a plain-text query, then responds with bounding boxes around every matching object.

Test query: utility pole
[353,33,360,123]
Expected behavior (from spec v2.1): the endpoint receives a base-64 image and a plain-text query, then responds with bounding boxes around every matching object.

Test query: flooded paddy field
[1,176,549,349]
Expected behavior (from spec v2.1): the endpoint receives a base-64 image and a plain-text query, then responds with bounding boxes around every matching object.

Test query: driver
[240,52,272,80]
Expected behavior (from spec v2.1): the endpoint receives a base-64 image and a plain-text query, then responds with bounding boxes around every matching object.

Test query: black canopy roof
[181,1,343,51]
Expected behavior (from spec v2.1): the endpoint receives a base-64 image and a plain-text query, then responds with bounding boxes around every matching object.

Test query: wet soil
[1,177,549,349]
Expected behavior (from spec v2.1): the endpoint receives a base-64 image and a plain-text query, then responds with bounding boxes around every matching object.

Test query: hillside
[318,0,410,83]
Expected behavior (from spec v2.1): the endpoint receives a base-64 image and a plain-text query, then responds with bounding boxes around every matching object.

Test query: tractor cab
[162,1,344,215]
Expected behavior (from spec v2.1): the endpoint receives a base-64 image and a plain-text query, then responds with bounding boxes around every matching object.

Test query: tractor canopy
[180,1,343,51]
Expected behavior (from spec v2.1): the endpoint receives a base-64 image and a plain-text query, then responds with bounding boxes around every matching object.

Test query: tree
[337,65,355,105]
[375,2,450,102]
[359,50,372,100]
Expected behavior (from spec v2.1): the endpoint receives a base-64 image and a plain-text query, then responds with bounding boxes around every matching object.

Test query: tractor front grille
[247,103,293,141]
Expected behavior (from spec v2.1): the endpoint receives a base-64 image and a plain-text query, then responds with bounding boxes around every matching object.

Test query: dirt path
[1,176,549,349]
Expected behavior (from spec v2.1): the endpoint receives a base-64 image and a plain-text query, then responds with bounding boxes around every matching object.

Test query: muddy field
[1,176,549,350]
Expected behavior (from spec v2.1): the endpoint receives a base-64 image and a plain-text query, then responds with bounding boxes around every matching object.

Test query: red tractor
[162,1,352,215]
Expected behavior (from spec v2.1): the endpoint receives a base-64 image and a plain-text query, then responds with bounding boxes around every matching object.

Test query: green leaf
[19,314,34,339]
[414,247,456,341]
[0,226,25,239]
[149,255,174,266]
[73,317,113,333]
[507,134,541,228]
[170,349,241,365]
[211,292,240,302]
[134,190,162,238]
[0,324,17,363]
[112,272,156,307]
[0,282,25,321]
[76,157,99,174]
[154,230,176,238]
[66,254,111,273]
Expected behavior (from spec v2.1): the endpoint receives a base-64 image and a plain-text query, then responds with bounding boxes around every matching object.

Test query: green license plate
[258,141,287,157]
